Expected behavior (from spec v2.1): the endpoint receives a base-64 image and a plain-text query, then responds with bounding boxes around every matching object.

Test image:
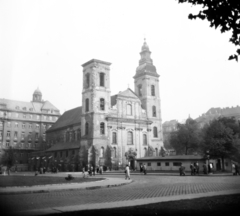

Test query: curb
[0,179,134,195]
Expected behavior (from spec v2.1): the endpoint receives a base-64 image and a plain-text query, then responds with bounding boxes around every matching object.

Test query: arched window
[85,74,90,88]
[100,98,105,110]
[113,147,117,158]
[153,126,158,138]
[100,73,105,87]
[143,134,147,145]
[112,132,117,144]
[127,131,133,145]
[85,98,89,112]
[100,147,104,157]
[151,85,155,96]
[152,106,156,117]
[85,122,89,135]
[138,84,142,97]
[144,147,148,157]
[100,122,105,135]
[127,104,132,115]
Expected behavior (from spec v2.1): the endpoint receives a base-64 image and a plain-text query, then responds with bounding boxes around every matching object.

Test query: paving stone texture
[0,172,240,215]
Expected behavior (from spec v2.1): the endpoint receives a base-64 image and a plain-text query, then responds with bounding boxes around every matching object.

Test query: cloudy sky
[0,0,239,123]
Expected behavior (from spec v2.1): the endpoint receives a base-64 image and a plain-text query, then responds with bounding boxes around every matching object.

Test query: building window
[36,115,40,120]
[153,127,158,138]
[100,122,105,135]
[21,132,25,140]
[100,73,105,87]
[127,131,133,145]
[138,84,142,97]
[173,162,181,166]
[6,142,10,147]
[36,124,39,129]
[7,122,11,127]
[23,114,26,119]
[85,74,90,88]
[60,151,63,158]
[54,152,57,158]
[22,123,25,129]
[14,131,18,139]
[16,113,19,118]
[85,122,89,135]
[15,122,18,128]
[100,147,104,157]
[29,114,32,119]
[143,134,147,145]
[152,106,156,117]
[0,131,2,140]
[151,85,155,96]
[85,98,89,112]
[147,163,151,166]
[35,133,38,140]
[28,132,32,140]
[43,124,46,130]
[144,147,148,157]
[127,104,132,115]
[100,98,105,111]
[165,162,169,166]
[43,133,46,141]
[112,132,117,144]
[29,124,32,129]
[7,131,10,138]
[157,162,161,166]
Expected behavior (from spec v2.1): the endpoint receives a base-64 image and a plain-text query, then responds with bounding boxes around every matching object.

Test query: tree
[201,118,239,170]
[169,118,201,155]
[125,148,137,161]
[1,147,16,175]
[177,0,240,61]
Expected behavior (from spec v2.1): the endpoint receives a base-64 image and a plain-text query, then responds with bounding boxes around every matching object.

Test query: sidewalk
[0,177,133,195]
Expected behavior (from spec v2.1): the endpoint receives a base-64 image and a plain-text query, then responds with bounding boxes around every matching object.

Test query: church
[30,39,164,171]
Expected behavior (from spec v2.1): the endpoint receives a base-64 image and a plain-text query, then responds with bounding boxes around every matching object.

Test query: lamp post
[206,150,210,174]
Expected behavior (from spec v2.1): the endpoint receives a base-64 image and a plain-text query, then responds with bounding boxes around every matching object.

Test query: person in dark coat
[143,164,147,175]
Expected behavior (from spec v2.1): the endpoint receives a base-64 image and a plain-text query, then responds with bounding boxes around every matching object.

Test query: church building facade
[44,40,163,171]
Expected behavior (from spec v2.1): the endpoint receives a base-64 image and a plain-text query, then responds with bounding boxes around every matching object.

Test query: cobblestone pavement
[1,174,240,214]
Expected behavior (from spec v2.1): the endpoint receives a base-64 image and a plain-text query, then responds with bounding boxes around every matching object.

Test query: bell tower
[80,59,112,165]
[133,39,163,149]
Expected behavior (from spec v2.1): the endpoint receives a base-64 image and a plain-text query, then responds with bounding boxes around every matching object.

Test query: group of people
[140,164,147,175]
[82,165,104,178]
[190,162,200,175]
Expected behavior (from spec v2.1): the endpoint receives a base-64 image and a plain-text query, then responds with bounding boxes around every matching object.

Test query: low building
[136,155,233,172]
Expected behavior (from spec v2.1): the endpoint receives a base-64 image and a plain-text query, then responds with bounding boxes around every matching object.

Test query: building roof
[81,59,111,67]
[136,155,204,161]
[47,106,82,132]
[46,142,81,152]
[0,98,60,113]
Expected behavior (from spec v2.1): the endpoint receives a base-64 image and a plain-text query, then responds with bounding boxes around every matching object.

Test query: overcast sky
[0,0,239,123]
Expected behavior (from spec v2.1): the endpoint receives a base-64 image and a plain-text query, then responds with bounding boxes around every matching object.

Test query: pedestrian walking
[195,162,199,175]
[203,163,207,174]
[125,165,130,180]
[190,163,194,175]
[232,163,236,175]
[179,163,185,176]
[143,164,147,175]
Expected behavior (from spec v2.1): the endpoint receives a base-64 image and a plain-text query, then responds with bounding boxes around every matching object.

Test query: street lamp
[206,150,210,173]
